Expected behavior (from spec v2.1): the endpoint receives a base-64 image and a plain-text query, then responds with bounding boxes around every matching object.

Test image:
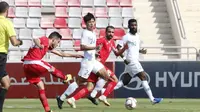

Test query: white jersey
[121,33,140,62]
[81,29,96,60]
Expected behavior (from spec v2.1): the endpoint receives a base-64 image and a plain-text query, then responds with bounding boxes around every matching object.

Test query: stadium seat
[15,29,19,38]
[32,29,45,38]
[13,18,26,28]
[60,40,73,48]
[28,0,41,6]
[68,18,81,28]
[46,29,58,37]
[109,18,123,28]
[69,7,81,17]
[95,7,108,17]
[82,8,94,16]
[41,0,54,6]
[119,0,132,7]
[123,17,131,28]
[109,7,121,17]
[55,7,68,17]
[8,7,15,18]
[122,7,133,17]
[40,17,54,28]
[8,51,22,61]
[81,18,86,28]
[2,0,14,6]
[29,7,41,17]
[68,0,80,6]
[54,0,67,6]
[19,29,32,39]
[81,0,93,6]
[94,0,106,6]
[106,0,119,7]
[96,18,108,28]
[15,0,28,6]
[113,28,125,40]
[73,40,81,51]
[15,7,28,17]
[19,40,33,49]
[26,18,40,28]
[59,28,72,40]
[54,18,67,28]
[72,29,83,39]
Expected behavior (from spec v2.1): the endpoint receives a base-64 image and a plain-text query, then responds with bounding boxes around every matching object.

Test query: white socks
[142,81,154,101]
[114,80,124,90]
[90,78,106,98]
[60,82,78,101]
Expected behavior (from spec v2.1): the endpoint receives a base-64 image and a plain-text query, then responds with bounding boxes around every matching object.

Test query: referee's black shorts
[0,53,8,80]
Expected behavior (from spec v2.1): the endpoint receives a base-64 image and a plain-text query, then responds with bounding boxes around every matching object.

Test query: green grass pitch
[3,98,200,112]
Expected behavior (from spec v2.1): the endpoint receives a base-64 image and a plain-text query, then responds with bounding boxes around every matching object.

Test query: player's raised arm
[51,50,83,58]
[112,43,128,56]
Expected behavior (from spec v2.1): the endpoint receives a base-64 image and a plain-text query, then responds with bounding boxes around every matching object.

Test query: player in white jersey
[113,19,163,104]
[64,13,112,108]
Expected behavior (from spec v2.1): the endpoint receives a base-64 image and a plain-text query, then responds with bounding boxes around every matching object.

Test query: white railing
[8,46,199,62]
[142,46,198,60]
[172,0,186,39]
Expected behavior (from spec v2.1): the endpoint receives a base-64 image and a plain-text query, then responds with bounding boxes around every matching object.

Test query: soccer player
[57,26,120,108]
[113,19,163,104]
[59,13,115,109]
[0,1,23,111]
[22,32,82,112]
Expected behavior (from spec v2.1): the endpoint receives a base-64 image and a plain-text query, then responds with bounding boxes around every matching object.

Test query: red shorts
[23,61,52,84]
[87,66,115,83]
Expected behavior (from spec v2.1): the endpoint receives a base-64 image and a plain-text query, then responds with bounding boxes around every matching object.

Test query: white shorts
[124,60,144,77]
[78,59,104,79]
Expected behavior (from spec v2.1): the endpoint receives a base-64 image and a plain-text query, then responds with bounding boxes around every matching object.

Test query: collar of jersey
[0,16,5,19]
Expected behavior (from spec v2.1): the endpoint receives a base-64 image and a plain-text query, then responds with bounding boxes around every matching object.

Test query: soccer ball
[125,97,137,110]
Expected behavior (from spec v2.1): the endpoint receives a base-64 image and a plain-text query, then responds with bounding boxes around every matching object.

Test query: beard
[129,29,137,35]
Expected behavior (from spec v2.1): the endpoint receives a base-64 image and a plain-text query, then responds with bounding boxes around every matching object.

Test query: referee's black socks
[0,88,7,112]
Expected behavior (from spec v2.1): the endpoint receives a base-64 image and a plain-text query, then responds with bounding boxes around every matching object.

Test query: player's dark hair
[128,19,137,25]
[0,1,9,14]
[83,13,95,23]
[106,26,115,32]
[48,31,62,39]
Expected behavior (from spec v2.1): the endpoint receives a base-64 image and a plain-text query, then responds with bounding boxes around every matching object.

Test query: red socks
[103,81,117,97]
[73,86,89,100]
[38,89,50,112]
[51,68,66,80]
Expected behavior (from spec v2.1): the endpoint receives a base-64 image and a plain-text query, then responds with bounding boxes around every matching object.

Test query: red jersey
[96,37,116,64]
[22,36,51,61]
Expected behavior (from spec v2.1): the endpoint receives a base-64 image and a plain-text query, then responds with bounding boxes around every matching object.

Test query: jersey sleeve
[96,38,104,46]
[81,31,89,45]
[6,20,16,38]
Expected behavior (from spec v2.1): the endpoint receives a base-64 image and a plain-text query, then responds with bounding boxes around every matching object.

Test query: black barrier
[114,61,200,98]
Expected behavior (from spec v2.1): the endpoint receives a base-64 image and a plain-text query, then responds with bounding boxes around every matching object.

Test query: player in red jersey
[22,32,82,112]
[56,26,124,108]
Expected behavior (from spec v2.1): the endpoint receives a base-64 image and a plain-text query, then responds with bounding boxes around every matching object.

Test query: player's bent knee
[1,75,11,90]
[87,82,94,92]
[96,68,109,81]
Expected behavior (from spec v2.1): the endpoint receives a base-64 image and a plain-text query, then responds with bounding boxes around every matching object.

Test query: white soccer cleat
[98,95,110,106]
[67,98,76,108]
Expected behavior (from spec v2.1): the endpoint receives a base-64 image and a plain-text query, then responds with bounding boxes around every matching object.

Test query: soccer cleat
[87,96,99,105]
[67,98,76,108]
[63,74,72,84]
[152,98,163,105]
[56,96,64,109]
[98,95,110,106]
[47,110,53,112]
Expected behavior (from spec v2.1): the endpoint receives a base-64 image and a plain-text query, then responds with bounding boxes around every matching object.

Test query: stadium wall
[6,62,114,98]
[115,61,200,98]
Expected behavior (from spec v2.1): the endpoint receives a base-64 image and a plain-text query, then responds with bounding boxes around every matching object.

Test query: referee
[0,1,23,112]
